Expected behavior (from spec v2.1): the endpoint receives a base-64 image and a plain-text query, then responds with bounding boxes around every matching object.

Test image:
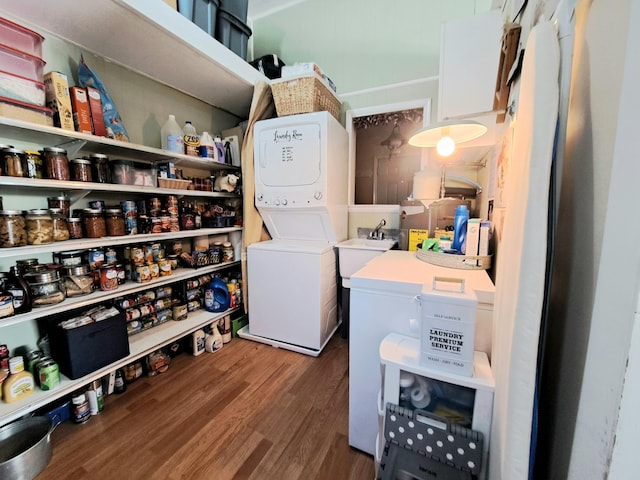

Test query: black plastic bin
[215,8,252,59]
[250,54,286,79]
[220,0,248,23]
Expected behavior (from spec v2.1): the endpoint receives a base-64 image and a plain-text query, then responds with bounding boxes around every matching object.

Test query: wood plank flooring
[38,333,375,480]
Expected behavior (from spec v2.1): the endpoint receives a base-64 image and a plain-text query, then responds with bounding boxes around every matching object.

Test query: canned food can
[156,308,172,323]
[100,265,118,291]
[151,243,164,261]
[173,303,188,321]
[121,200,138,235]
[89,200,105,211]
[155,286,172,299]
[38,359,60,391]
[143,244,154,263]
[154,298,171,311]
[116,264,126,284]
[86,248,105,269]
[105,247,118,264]
[26,350,43,375]
[166,196,178,215]
[139,303,154,317]
[151,217,162,234]
[159,258,172,277]
[187,300,201,312]
[135,264,151,283]
[124,262,133,281]
[126,307,141,321]
[72,393,91,424]
[149,197,161,215]
[160,214,171,232]
[131,247,144,265]
[148,262,159,279]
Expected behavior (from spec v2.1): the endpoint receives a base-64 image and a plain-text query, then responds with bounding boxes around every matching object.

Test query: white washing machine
[239,112,348,356]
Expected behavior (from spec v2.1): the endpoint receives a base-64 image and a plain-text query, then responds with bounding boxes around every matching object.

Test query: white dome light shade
[408,119,488,148]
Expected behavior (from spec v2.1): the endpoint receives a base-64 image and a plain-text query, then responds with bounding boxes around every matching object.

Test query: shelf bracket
[55,139,87,158]
[66,190,92,207]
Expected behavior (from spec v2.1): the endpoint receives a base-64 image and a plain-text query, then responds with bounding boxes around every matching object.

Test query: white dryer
[239,112,348,356]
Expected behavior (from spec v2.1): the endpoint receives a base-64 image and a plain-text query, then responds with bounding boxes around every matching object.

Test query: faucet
[369,219,386,239]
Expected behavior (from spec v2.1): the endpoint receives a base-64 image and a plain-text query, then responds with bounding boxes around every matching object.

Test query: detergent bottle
[452,205,469,253]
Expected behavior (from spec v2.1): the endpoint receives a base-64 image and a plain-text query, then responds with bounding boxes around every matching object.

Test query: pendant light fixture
[408,119,487,157]
[380,120,406,152]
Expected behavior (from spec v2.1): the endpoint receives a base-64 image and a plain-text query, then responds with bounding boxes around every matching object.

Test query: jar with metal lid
[70,158,93,182]
[47,196,70,218]
[49,208,70,242]
[24,150,43,179]
[63,265,94,297]
[82,208,106,238]
[15,258,39,276]
[0,210,27,248]
[24,270,66,307]
[222,242,234,262]
[53,249,86,267]
[42,147,70,181]
[26,209,54,245]
[105,208,125,236]
[67,217,83,239]
[2,148,26,177]
[90,153,110,183]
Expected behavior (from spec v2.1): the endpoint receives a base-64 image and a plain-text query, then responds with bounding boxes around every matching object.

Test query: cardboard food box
[43,71,74,131]
[408,229,429,252]
[419,276,478,376]
[86,85,107,137]
[69,86,92,134]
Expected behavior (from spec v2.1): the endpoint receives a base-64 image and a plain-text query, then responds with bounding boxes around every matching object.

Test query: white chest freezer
[348,250,495,455]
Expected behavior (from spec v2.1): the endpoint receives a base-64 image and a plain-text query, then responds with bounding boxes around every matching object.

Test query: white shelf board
[0,0,266,117]
[0,306,240,426]
[0,261,240,328]
[0,227,242,259]
[0,116,241,171]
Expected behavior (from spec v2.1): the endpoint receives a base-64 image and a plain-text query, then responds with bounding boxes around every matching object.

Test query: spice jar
[82,208,106,238]
[0,210,27,248]
[2,148,26,177]
[105,208,125,236]
[63,265,94,297]
[67,217,83,239]
[70,158,93,182]
[24,270,66,307]
[49,208,70,242]
[24,150,43,179]
[90,154,110,183]
[26,209,54,245]
[42,147,70,181]
[47,196,70,218]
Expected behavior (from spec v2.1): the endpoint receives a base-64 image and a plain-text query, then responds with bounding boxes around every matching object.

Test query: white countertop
[350,250,495,305]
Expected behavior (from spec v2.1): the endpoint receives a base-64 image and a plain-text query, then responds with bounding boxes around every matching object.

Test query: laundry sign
[419,277,478,376]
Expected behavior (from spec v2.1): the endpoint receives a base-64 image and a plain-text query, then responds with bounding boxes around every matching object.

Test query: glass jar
[222,242,234,262]
[0,210,27,248]
[82,208,106,238]
[180,212,195,231]
[67,217,83,239]
[24,150,43,179]
[47,196,70,218]
[42,147,70,181]
[2,148,26,177]
[15,258,39,276]
[26,209,54,245]
[49,208,70,242]
[62,265,94,297]
[24,270,66,307]
[53,249,86,267]
[70,158,93,182]
[90,154,110,183]
[105,208,125,236]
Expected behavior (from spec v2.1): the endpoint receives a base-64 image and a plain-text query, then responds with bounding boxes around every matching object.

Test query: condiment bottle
[5,267,32,314]
[3,356,35,403]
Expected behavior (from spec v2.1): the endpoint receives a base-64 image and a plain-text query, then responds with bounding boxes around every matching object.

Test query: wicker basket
[271,73,341,120]
[416,249,492,270]
[158,178,192,190]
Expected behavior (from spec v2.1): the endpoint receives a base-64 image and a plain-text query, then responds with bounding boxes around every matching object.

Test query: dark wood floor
[39,333,375,480]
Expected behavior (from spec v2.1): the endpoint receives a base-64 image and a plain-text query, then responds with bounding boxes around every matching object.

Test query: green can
[38,359,60,391]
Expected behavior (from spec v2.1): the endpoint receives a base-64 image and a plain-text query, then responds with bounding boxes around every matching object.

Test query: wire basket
[271,73,341,120]
[158,178,192,190]
[416,249,492,270]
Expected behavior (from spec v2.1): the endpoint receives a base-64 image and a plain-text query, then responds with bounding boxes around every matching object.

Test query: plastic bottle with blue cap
[452,204,469,253]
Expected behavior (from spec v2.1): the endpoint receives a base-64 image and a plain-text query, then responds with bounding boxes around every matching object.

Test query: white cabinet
[378,333,495,480]
[438,9,503,147]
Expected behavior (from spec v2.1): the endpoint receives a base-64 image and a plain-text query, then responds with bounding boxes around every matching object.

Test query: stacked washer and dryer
[238,112,348,357]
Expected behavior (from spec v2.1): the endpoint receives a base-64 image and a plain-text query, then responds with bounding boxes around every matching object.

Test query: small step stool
[377,404,484,480]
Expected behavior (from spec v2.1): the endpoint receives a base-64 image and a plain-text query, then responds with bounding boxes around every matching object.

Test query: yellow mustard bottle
[3,356,35,403]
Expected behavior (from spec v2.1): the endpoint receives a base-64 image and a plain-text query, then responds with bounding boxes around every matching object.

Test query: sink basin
[336,238,396,285]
